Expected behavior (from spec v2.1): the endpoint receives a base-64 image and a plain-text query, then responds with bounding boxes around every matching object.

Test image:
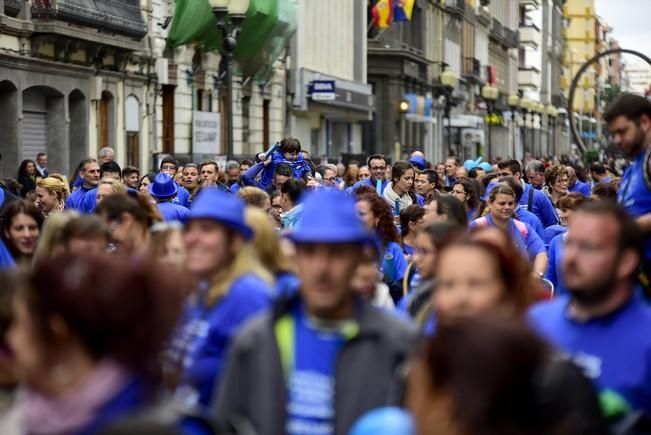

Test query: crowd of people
[0,93,650,434]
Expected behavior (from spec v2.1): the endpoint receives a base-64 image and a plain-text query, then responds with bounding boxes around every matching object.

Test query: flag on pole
[393,0,414,22]
[371,0,394,28]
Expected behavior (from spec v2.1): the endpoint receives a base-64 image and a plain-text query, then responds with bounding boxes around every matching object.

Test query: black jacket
[214,294,417,435]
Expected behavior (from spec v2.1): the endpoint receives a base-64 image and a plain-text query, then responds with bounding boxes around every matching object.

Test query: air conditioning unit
[156,58,169,85]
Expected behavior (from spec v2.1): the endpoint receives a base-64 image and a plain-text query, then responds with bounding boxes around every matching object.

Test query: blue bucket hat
[409,155,427,171]
[287,189,376,245]
[185,187,252,239]
[149,172,178,199]
[479,162,493,173]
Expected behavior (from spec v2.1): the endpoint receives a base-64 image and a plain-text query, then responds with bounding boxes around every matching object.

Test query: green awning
[240,0,298,82]
[166,0,278,56]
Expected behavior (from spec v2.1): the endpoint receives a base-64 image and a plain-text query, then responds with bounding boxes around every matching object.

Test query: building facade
[287,0,372,161]
[0,0,152,178]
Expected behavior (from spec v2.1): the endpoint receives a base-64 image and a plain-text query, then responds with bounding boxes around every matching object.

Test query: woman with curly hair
[355,187,408,302]
[35,177,68,218]
[541,165,569,207]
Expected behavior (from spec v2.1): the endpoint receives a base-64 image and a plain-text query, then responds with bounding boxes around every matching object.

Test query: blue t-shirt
[382,241,407,283]
[618,150,651,260]
[285,307,356,435]
[569,180,591,197]
[528,296,651,414]
[65,185,93,210]
[545,232,568,297]
[0,239,15,270]
[158,201,190,222]
[470,215,545,263]
[515,207,545,240]
[168,274,271,409]
[543,224,567,247]
[520,183,559,228]
[346,178,389,195]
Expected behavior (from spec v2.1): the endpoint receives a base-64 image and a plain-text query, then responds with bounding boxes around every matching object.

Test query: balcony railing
[503,28,519,49]
[518,23,540,48]
[463,57,482,81]
[31,0,146,39]
[4,0,20,17]
[518,66,541,89]
[444,0,466,18]
[490,18,505,43]
[476,6,491,27]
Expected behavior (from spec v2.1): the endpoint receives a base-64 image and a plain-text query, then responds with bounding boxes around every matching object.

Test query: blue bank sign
[309,80,336,101]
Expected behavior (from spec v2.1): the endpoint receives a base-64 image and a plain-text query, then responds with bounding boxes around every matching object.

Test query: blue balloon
[349,407,415,435]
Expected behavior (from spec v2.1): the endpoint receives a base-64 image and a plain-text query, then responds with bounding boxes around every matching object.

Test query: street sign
[309,80,336,101]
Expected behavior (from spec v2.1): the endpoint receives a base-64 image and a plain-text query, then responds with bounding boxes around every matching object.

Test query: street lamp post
[546,104,558,156]
[482,84,499,159]
[210,0,250,158]
[508,94,520,160]
[536,102,545,157]
[441,67,458,156]
[520,97,531,156]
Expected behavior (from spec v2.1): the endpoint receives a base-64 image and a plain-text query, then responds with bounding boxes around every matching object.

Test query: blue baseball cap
[185,187,252,239]
[409,155,427,171]
[287,189,376,245]
[149,172,178,199]
[350,407,415,435]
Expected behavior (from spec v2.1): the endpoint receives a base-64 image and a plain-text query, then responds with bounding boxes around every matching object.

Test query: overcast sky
[595,0,651,64]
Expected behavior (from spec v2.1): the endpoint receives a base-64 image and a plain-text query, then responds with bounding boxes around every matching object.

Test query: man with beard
[605,94,651,296]
[215,189,416,435]
[528,201,651,415]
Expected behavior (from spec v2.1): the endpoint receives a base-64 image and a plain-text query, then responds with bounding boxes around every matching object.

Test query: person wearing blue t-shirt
[529,202,651,414]
[166,188,272,411]
[148,173,190,222]
[497,159,558,228]
[567,165,591,197]
[607,95,651,273]
[255,137,311,190]
[495,176,545,240]
[66,158,100,210]
[545,232,569,297]
[347,154,390,195]
[79,160,123,214]
[470,183,547,277]
[214,190,416,435]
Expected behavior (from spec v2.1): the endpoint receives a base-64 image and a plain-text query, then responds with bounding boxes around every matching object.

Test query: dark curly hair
[354,187,399,246]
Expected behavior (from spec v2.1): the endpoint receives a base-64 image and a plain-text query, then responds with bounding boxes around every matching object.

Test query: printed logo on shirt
[570,351,602,379]
[287,370,335,435]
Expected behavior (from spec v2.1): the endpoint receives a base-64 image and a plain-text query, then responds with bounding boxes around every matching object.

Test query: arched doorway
[0,80,18,178]
[69,89,88,172]
[99,90,115,152]
[21,86,64,172]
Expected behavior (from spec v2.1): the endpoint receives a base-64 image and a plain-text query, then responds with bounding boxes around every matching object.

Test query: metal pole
[226,51,234,158]
[488,108,492,160]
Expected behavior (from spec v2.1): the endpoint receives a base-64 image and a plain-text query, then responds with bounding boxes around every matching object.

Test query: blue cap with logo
[149,172,178,199]
[185,187,252,239]
[287,189,376,245]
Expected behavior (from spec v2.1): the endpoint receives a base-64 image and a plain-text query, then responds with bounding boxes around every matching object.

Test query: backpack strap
[527,185,534,212]
[643,148,651,192]
[513,219,529,238]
